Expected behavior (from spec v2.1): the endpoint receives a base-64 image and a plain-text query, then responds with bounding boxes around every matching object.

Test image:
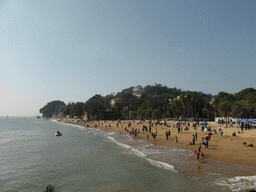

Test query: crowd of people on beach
[64,118,255,165]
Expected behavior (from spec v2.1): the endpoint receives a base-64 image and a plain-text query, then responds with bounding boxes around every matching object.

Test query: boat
[55,131,62,136]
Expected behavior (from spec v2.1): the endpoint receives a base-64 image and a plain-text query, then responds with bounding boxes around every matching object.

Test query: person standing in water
[195,151,200,163]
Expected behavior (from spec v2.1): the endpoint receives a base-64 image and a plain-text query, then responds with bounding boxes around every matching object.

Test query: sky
[0,0,255,116]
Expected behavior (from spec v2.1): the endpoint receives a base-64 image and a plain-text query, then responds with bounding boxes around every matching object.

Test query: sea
[1,117,256,192]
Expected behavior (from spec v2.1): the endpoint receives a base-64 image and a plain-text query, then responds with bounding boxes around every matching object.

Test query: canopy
[200,121,208,125]
[248,119,255,123]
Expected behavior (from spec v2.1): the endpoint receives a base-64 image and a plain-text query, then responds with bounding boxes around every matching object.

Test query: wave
[107,136,178,173]
[234,175,256,182]
[126,135,133,140]
[215,175,256,192]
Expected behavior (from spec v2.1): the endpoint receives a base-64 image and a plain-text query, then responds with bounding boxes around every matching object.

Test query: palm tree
[218,100,232,127]
[231,101,247,118]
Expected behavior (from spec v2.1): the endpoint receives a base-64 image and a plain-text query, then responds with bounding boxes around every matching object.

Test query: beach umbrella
[203,121,208,125]
[248,119,255,123]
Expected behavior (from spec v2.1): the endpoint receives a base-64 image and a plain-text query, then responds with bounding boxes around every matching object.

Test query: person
[189,141,192,145]
[192,134,195,145]
[175,136,178,143]
[195,132,197,141]
[205,139,208,148]
[247,142,253,147]
[195,151,200,163]
[56,131,60,134]
[232,132,236,136]
[241,122,244,133]
[165,131,168,140]
[208,132,211,140]
[220,130,223,136]
[198,145,202,153]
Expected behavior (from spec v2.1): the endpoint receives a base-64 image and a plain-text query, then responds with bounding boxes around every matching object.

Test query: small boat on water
[55,131,62,136]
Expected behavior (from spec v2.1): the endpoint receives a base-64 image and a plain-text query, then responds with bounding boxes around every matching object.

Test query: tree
[40,100,66,118]
[231,101,248,118]
[235,88,256,100]
[131,111,137,119]
[70,102,85,118]
[218,100,233,127]
[231,93,256,118]
[60,103,72,117]
[84,94,108,120]
[145,109,152,120]
[139,110,146,119]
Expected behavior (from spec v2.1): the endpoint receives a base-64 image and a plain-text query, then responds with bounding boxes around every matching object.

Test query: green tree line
[39,85,256,121]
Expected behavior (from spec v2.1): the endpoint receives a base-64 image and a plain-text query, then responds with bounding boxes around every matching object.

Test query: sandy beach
[59,118,256,167]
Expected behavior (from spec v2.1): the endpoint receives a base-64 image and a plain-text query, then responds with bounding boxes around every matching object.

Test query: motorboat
[55,131,62,136]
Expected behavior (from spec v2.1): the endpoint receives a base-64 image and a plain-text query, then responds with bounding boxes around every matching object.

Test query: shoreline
[56,118,256,168]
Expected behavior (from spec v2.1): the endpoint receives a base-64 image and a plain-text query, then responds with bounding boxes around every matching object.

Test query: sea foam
[216,175,256,192]
[107,136,178,173]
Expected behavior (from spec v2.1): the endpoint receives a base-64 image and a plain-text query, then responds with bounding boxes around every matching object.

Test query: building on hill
[132,85,143,97]
[110,98,120,105]
[122,105,137,119]
[106,105,119,112]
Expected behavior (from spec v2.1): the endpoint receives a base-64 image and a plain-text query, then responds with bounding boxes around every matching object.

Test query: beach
[60,118,256,168]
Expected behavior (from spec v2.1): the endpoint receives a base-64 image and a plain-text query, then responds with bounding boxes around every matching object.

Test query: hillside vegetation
[40,85,256,121]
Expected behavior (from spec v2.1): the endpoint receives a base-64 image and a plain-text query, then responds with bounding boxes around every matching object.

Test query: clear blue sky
[0,0,255,116]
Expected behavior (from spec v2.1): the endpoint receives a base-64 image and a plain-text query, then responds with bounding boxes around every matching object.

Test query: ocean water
[0,117,256,192]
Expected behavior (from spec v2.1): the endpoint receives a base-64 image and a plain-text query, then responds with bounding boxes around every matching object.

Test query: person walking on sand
[175,136,178,143]
[195,132,197,141]
[195,151,200,163]
[204,139,208,148]
[192,134,195,145]
[165,131,168,140]
[155,128,158,135]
